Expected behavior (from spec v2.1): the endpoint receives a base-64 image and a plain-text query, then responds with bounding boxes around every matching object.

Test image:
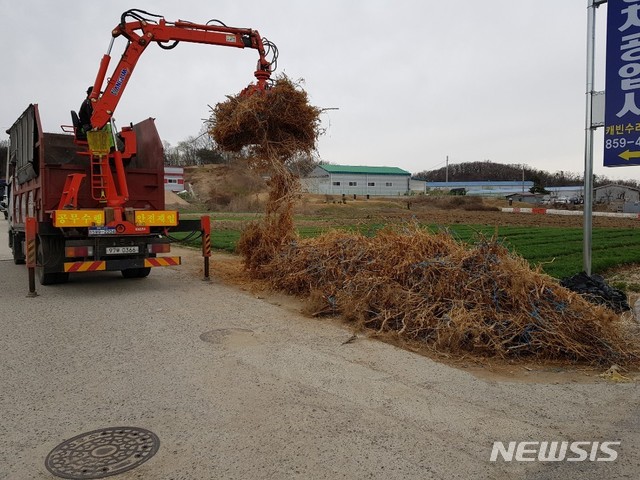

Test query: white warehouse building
[303,165,412,196]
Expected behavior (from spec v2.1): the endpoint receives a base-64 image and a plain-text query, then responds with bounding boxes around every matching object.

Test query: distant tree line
[412,161,640,189]
[162,125,227,167]
[0,140,8,179]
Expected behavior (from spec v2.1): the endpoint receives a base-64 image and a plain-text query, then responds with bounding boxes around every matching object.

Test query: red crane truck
[5,9,275,285]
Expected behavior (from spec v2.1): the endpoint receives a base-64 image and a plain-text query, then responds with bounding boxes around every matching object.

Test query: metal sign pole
[583,0,599,276]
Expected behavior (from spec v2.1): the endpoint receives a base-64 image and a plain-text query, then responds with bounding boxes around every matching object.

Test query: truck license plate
[89,227,117,236]
[106,246,139,255]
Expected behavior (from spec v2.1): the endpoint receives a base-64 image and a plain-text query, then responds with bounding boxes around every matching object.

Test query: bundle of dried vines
[210,75,321,165]
[260,224,640,365]
[210,75,322,271]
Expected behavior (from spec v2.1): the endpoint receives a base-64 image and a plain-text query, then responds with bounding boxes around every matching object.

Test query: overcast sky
[1,1,634,180]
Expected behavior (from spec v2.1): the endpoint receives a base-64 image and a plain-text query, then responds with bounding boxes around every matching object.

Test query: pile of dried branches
[210,75,321,167]
[236,163,299,271]
[210,75,322,270]
[258,224,640,365]
[208,75,639,365]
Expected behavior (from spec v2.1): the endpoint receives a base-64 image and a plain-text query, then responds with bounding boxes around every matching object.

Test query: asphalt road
[1,217,639,480]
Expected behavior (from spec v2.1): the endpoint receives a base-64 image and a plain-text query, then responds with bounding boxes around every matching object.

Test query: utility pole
[522,164,525,192]
[445,156,449,185]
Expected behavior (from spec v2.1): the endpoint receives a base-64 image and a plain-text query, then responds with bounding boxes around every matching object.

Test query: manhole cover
[45,426,160,479]
[200,328,255,345]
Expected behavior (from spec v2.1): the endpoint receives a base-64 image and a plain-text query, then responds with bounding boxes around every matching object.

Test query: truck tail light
[148,243,170,254]
[65,246,93,257]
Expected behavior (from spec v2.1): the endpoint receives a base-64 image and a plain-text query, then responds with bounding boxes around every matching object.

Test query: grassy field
[171,214,640,279]
[434,225,640,278]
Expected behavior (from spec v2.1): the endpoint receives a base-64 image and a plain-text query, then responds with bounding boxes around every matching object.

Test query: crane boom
[69,9,277,211]
[89,9,277,129]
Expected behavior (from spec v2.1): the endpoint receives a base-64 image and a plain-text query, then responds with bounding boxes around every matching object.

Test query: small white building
[424,181,534,196]
[545,185,584,201]
[595,184,640,204]
[505,192,545,204]
[164,166,185,192]
[303,165,412,196]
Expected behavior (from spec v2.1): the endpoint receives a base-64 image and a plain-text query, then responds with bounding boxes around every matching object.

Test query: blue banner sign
[605,0,640,166]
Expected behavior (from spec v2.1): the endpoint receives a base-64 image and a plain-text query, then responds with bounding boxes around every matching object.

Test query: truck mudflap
[64,256,181,272]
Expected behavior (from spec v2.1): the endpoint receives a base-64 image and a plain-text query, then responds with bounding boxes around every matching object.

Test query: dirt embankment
[184,163,267,211]
[165,190,190,207]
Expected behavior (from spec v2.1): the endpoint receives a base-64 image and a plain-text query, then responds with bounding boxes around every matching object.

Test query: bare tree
[162,141,181,166]
[0,139,8,179]
[287,152,320,177]
[176,136,201,165]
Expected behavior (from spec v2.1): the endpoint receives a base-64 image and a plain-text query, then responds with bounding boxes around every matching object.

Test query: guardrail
[501,207,640,219]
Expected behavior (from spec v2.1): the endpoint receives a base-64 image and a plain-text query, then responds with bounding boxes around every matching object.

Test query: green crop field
[171,216,640,279]
[434,225,640,278]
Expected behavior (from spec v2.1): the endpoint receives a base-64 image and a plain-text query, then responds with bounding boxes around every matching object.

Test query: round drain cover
[45,426,160,479]
[200,328,254,344]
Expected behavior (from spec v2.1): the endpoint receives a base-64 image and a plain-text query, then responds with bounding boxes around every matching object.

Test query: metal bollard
[200,215,211,281]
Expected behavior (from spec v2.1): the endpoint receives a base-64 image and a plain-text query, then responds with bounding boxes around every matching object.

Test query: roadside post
[201,215,211,281]
[165,216,213,281]
[25,217,38,297]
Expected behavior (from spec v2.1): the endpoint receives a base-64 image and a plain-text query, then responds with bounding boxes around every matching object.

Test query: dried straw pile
[210,75,321,167]
[259,224,640,365]
[210,75,322,271]
[208,76,639,365]
[236,167,299,271]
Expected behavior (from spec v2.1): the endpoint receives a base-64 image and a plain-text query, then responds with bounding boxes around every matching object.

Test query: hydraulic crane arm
[89,9,277,129]
[71,10,277,211]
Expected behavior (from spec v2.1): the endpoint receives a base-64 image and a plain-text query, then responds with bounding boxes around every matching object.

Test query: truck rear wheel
[121,267,151,279]
[11,231,25,265]
[36,237,69,285]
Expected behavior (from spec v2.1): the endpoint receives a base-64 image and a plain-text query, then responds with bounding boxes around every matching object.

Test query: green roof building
[304,164,412,196]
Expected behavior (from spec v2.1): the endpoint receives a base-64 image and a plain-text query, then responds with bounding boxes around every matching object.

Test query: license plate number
[89,227,117,236]
[106,246,139,255]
